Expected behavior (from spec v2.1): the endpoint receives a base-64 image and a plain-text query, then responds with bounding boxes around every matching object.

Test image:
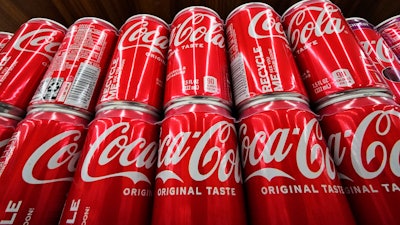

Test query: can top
[239,93,309,114]
[173,6,222,23]
[0,31,13,36]
[124,14,169,29]
[376,15,400,31]
[28,104,92,121]
[282,0,332,19]
[346,17,374,29]
[165,97,231,114]
[96,101,159,118]
[27,17,67,31]
[226,2,276,22]
[0,111,22,121]
[316,89,393,111]
[239,96,312,120]
[0,102,25,119]
[74,17,118,32]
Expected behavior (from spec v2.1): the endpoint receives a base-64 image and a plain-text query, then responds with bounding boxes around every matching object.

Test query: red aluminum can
[152,101,247,225]
[225,3,308,109]
[97,14,169,113]
[282,0,387,104]
[347,17,400,104]
[30,17,118,116]
[164,6,232,108]
[376,15,400,60]
[0,18,66,117]
[59,105,159,225]
[0,107,88,224]
[317,91,400,225]
[0,32,13,50]
[0,113,19,155]
[238,98,356,225]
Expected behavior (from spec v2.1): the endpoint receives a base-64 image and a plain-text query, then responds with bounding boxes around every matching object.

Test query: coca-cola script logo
[13,28,61,60]
[285,4,345,49]
[156,121,241,183]
[240,118,336,182]
[22,130,82,184]
[327,110,400,181]
[81,122,157,184]
[360,38,396,64]
[170,13,225,48]
[248,10,288,43]
[118,21,169,57]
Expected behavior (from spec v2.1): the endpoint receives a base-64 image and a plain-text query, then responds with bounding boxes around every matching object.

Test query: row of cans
[0,0,399,225]
[1,1,400,117]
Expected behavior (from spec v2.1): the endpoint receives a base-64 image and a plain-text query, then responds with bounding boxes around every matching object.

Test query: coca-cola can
[152,101,247,225]
[376,15,400,59]
[97,14,169,113]
[317,91,400,225]
[238,97,356,225]
[225,3,308,109]
[59,105,159,225]
[347,17,400,104]
[0,18,66,117]
[0,107,89,224]
[282,0,387,104]
[30,17,118,116]
[164,6,232,108]
[0,113,19,155]
[0,32,13,51]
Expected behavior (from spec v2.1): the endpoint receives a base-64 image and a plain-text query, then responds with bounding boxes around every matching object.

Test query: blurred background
[0,0,399,32]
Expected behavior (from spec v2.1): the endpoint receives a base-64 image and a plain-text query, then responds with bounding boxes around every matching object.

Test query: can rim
[27,18,67,30]
[282,0,332,20]
[165,97,231,113]
[346,17,369,24]
[226,2,275,22]
[75,17,118,31]
[124,14,169,28]
[0,111,22,121]
[96,101,159,117]
[316,89,393,111]
[376,15,400,30]
[0,31,13,36]
[28,104,92,120]
[0,102,25,119]
[172,6,222,23]
[239,94,309,114]
[346,17,374,29]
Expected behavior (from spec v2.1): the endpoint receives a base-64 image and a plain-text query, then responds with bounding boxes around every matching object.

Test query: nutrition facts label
[231,54,250,104]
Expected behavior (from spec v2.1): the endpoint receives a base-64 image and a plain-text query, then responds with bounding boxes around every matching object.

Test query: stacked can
[151,7,247,225]
[226,3,356,225]
[347,17,400,104]
[316,92,400,225]
[377,15,400,60]
[0,17,117,224]
[0,18,66,116]
[0,19,66,153]
[282,1,400,224]
[0,32,12,50]
[282,0,388,105]
[0,113,19,155]
[58,14,169,225]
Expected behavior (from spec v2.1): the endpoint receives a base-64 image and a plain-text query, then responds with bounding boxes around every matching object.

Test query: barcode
[230,54,249,105]
[65,63,100,109]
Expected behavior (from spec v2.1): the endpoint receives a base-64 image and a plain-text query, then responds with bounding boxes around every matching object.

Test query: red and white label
[59,114,158,225]
[0,115,87,225]
[319,98,400,224]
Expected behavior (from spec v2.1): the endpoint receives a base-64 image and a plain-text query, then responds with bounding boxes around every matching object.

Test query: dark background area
[0,0,399,32]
